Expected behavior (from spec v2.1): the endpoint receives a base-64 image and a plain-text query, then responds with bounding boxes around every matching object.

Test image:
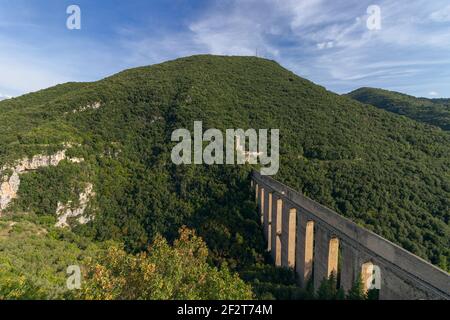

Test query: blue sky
[1,0,450,99]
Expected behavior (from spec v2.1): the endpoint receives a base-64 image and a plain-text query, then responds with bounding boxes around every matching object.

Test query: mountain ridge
[346,87,450,131]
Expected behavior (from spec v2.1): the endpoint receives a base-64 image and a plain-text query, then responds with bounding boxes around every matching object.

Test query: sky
[1,0,450,99]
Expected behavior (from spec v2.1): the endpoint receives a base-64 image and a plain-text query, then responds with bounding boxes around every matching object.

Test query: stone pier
[253,171,450,300]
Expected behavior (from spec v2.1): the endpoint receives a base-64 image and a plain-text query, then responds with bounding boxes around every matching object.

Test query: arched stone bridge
[251,171,450,300]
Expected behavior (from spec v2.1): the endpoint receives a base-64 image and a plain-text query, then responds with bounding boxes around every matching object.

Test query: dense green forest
[0,215,254,299]
[347,87,450,131]
[0,55,449,299]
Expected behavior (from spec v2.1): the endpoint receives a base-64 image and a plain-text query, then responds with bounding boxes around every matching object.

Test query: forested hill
[347,87,450,131]
[0,55,449,298]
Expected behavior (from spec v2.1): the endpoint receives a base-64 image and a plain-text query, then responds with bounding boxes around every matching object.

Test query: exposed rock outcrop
[55,183,94,228]
[0,150,84,214]
[0,172,20,212]
[72,101,102,113]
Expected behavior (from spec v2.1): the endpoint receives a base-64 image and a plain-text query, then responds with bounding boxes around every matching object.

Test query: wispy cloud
[121,0,450,97]
[430,5,450,22]
[0,92,12,101]
[2,0,450,97]
[429,91,439,96]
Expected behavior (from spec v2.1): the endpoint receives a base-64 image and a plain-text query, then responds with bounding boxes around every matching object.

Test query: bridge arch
[328,237,339,279]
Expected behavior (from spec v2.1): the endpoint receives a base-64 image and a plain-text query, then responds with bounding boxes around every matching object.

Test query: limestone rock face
[0,172,20,211]
[0,149,84,215]
[55,183,94,228]
[14,150,67,172]
[72,101,102,113]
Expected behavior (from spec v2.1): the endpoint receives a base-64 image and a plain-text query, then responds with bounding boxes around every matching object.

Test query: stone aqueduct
[251,171,450,300]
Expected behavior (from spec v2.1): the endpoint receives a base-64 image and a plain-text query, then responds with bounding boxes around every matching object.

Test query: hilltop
[347,87,450,131]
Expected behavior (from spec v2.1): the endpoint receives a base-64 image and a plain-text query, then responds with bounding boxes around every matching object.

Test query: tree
[346,274,367,300]
[77,226,253,300]
[316,272,340,300]
[366,288,380,300]
[305,277,315,299]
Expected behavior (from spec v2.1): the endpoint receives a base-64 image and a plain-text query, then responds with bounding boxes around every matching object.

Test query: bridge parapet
[252,171,450,300]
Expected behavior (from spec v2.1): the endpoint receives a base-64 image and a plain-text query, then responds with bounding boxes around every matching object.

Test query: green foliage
[240,265,311,299]
[0,218,251,300]
[316,272,345,300]
[367,288,380,300]
[347,87,450,131]
[346,275,367,300]
[76,227,253,300]
[12,162,90,215]
[0,215,106,299]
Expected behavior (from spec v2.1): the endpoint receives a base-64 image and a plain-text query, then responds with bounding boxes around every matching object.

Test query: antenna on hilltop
[255,48,258,57]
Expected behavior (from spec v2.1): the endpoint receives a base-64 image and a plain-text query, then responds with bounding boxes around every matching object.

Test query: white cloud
[186,0,294,58]
[0,93,12,101]
[115,0,450,97]
[317,41,334,50]
[430,5,450,22]
[429,91,439,96]
[3,0,450,98]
